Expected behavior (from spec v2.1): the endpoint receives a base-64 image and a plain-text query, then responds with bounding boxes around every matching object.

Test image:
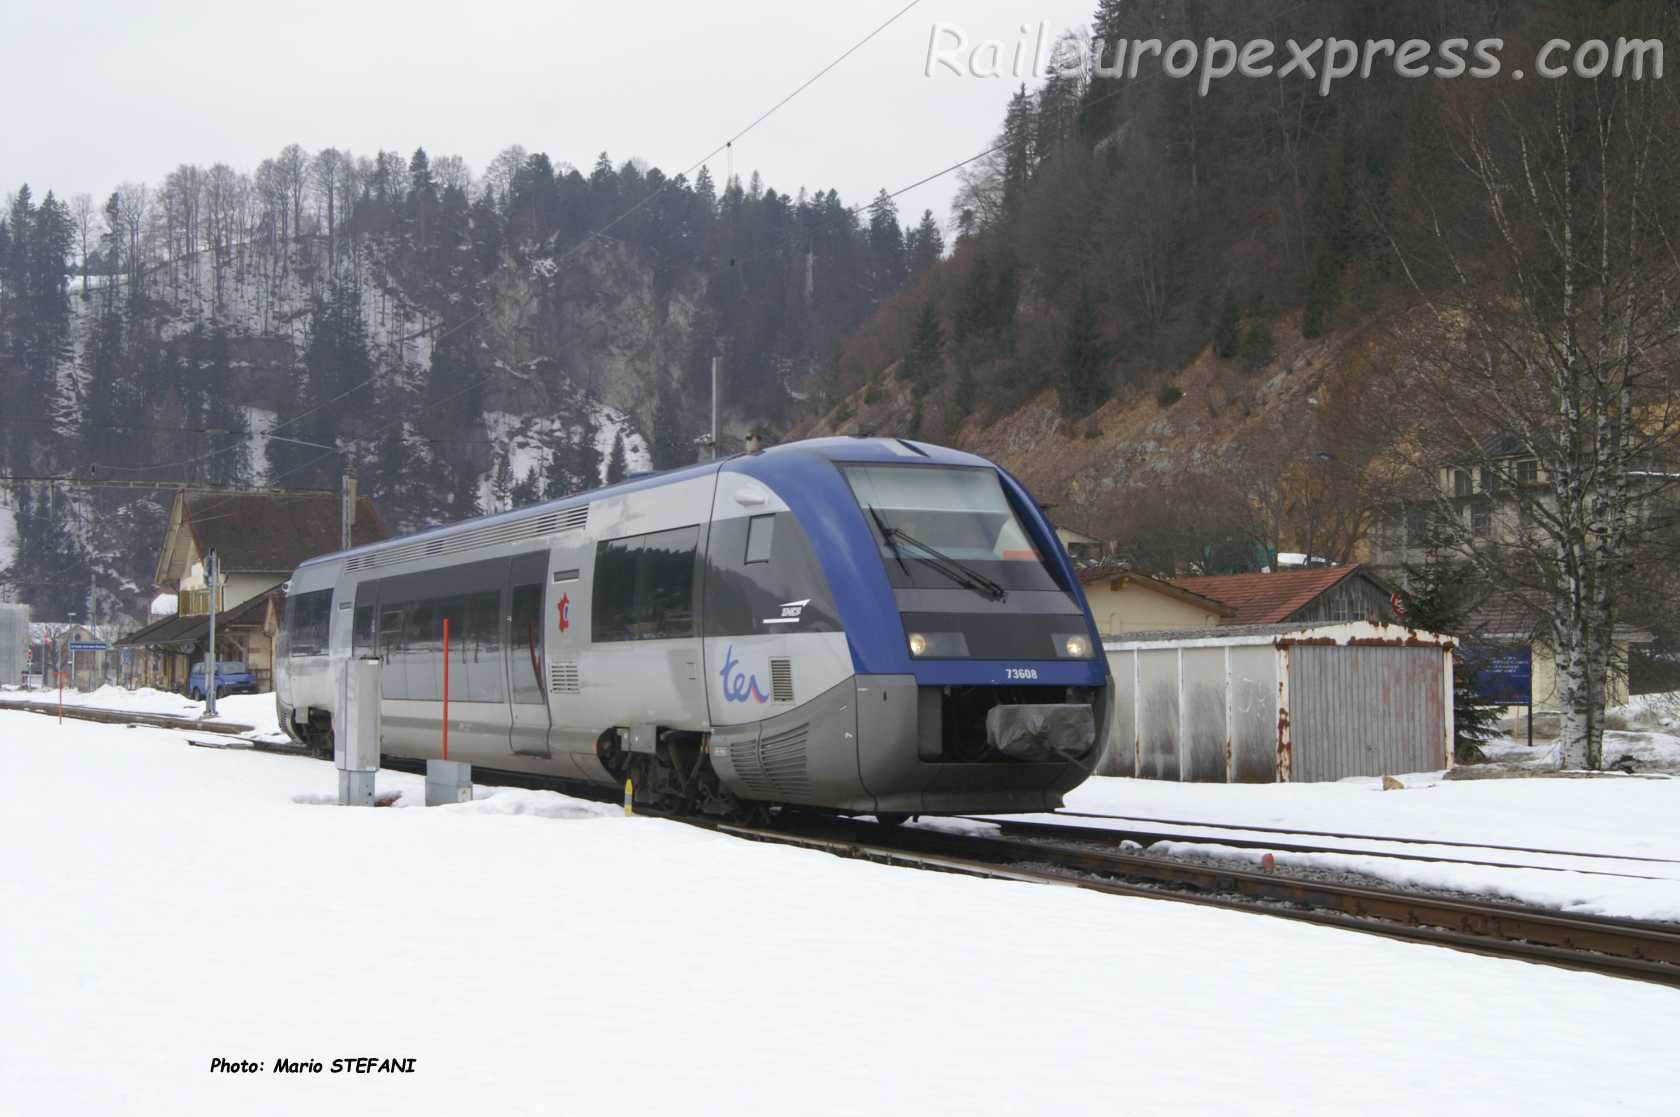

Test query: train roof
[294,436,998,574]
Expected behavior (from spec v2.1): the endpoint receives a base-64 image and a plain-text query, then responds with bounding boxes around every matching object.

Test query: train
[275,436,1111,821]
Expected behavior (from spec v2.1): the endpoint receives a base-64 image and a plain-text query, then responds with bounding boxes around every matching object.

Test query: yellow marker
[624,778,634,816]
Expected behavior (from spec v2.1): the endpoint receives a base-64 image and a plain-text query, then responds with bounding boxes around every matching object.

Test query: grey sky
[4,1,1094,228]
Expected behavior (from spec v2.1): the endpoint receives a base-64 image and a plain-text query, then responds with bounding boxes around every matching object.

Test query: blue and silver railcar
[275,437,1110,817]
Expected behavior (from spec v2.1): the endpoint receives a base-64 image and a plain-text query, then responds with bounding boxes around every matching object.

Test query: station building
[119,490,384,693]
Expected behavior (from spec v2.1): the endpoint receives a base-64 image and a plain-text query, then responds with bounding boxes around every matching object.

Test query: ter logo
[557,593,571,634]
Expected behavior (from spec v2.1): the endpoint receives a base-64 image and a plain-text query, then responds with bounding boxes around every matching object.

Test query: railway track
[960,815,1680,881]
[725,815,1680,987]
[1039,809,1680,867]
[11,701,1679,985]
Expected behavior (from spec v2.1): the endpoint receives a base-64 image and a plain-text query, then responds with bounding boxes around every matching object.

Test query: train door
[543,542,597,765]
[506,551,551,757]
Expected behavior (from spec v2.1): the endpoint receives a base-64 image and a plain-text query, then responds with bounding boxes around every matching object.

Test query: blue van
[188,660,259,701]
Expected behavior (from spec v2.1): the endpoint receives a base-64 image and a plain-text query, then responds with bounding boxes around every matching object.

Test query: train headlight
[906,632,968,658]
[1056,634,1093,659]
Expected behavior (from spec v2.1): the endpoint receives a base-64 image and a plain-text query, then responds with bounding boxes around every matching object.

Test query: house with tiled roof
[1170,565,1398,627]
[1466,593,1653,714]
[1078,566,1233,637]
[119,490,384,692]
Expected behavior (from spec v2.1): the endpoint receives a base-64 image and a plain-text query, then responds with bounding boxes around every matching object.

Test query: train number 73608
[1004,667,1039,681]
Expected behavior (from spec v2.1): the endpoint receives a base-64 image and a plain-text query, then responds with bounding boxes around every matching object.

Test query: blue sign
[68,641,110,653]
[1461,644,1532,705]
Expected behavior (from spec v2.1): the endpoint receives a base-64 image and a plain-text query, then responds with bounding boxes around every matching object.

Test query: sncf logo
[719,645,768,704]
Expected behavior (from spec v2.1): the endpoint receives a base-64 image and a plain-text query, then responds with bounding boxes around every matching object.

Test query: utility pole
[341,471,357,550]
[203,549,219,719]
[709,354,720,462]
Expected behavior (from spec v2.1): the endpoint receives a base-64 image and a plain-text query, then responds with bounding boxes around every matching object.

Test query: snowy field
[2,709,1677,1117]
[0,684,290,744]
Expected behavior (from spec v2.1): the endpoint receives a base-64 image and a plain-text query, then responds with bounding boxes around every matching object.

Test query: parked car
[188,660,259,701]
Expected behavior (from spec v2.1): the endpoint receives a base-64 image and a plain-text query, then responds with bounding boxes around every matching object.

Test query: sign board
[69,642,110,653]
[1461,644,1533,706]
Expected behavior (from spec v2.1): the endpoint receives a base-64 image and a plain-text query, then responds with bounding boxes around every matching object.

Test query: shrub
[1156,384,1184,407]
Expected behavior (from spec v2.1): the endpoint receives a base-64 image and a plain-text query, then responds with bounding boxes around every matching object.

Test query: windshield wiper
[868,505,913,577]
[867,507,1008,602]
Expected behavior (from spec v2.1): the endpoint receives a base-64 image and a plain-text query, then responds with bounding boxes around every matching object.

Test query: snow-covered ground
[0,685,285,742]
[1,709,1676,1116]
[1020,771,1680,922]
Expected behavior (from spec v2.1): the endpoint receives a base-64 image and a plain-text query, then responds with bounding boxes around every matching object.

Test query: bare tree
[431,153,472,196]
[278,143,309,241]
[202,163,242,304]
[482,144,527,207]
[311,147,343,261]
[1387,12,1680,769]
[70,193,95,297]
[108,183,151,297]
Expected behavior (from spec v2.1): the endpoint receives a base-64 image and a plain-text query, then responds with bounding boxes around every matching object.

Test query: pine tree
[605,429,628,484]
[902,303,943,392]
[866,189,906,297]
[650,381,685,470]
[907,209,944,277]
[1214,289,1240,359]
[1000,86,1037,225]
[1060,285,1107,417]
[1400,552,1502,762]
[573,414,603,489]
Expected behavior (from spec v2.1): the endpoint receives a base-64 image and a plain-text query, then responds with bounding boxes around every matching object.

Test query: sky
[2,0,1096,230]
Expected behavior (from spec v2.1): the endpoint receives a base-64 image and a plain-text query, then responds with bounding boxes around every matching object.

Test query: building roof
[1104,619,1455,651]
[1078,565,1232,616]
[1470,593,1654,646]
[1171,565,1381,626]
[119,588,280,648]
[156,491,385,585]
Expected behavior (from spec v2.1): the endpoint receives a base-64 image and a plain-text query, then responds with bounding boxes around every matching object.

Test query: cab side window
[745,514,774,564]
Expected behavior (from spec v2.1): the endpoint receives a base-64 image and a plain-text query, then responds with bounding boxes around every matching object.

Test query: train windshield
[840,464,1064,593]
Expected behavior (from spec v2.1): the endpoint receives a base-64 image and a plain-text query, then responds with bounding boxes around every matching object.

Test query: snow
[1034,772,1680,921]
[149,593,179,618]
[0,492,16,577]
[0,685,286,743]
[2,710,1676,1116]
[246,407,278,487]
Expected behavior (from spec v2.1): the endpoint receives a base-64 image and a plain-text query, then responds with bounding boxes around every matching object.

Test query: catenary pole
[204,550,219,719]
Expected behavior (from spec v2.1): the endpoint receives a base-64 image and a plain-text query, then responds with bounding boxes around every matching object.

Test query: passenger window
[592,526,699,642]
[352,606,376,655]
[510,584,545,704]
[745,515,774,564]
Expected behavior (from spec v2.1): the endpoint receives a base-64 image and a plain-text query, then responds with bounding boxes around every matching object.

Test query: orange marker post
[441,617,450,761]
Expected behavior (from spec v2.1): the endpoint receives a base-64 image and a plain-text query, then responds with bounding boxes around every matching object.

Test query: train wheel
[875,812,911,829]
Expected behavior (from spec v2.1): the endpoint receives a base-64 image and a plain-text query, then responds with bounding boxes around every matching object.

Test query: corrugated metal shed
[0,604,28,684]
[1098,621,1454,783]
